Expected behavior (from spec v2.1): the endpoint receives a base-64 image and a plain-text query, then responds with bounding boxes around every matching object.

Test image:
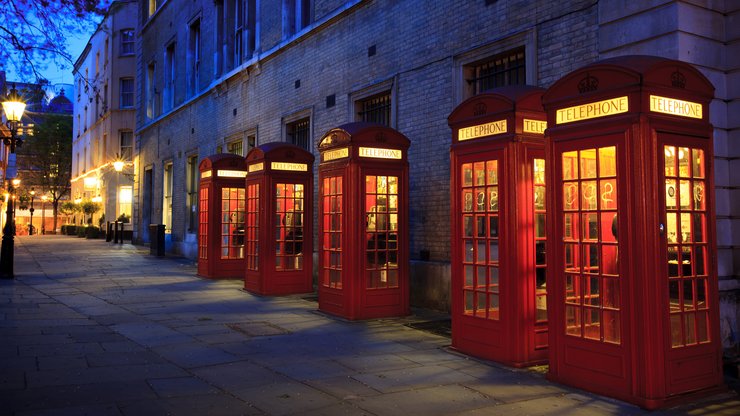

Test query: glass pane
[564,243,579,272]
[603,278,619,309]
[693,182,706,210]
[669,280,681,312]
[696,311,709,343]
[462,163,472,187]
[489,216,499,238]
[465,291,474,314]
[563,213,578,240]
[603,310,620,344]
[696,278,707,309]
[490,266,499,288]
[602,244,618,275]
[476,216,486,237]
[389,176,398,194]
[666,179,677,209]
[685,313,697,345]
[489,294,499,320]
[664,146,676,177]
[463,216,473,237]
[464,240,473,262]
[599,146,616,177]
[535,214,546,238]
[671,314,683,347]
[562,151,578,180]
[489,241,499,262]
[692,149,705,178]
[534,185,546,210]
[581,180,597,210]
[680,213,692,243]
[565,305,580,336]
[477,241,486,264]
[488,187,499,211]
[584,244,599,274]
[666,213,678,244]
[580,149,597,179]
[474,162,485,186]
[365,175,376,193]
[585,276,600,306]
[535,241,546,265]
[583,213,598,240]
[602,213,618,243]
[678,147,690,177]
[465,265,474,287]
[695,245,707,276]
[584,308,600,340]
[679,180,691,209]
[683,279,695,311]
[565,274,579,304]
[487,160,498,185]
[564,183,579,210]
[534,158,546,183]
[463,190,473,212]
[475,189,486,212]
[477,292,486,317]
[599,179,617,210]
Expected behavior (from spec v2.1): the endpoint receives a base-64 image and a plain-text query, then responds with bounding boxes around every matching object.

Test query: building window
[247,133,256,152]
[148,0,157,18]
[163,162,173,232]
[234,0,244,65]
[119,186,133,218]
[121,29,135,55]
[119,78,134,108]
[356,91,391,126]
[164,43,175,111]
[465,47,525,95]
[187,155,199,233]
[282,0,310,39]
[95,52,100,74]
[286,117,310,150]
[227,140,244,156]
[104,37,109,66]
[188,19,201,97]
[120,131,133,161]
[146,63,155,118]
[246,0,257,57]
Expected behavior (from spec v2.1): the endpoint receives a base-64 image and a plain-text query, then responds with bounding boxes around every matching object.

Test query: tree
[20,114,72,233]
[0,0,109,82]
[80,200,100,224]
[59,201,78,224]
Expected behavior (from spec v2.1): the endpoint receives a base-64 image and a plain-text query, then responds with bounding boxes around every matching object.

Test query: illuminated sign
[358,147,403,159]
[650,95,702,119]
[248,163,264,173]
[556,96,629,124]
[523,119,547,135]
[271,162,308,172]
[323,147,349,162]
[217,170,247,178]
[201,170,212,178]
[458,120,507,141]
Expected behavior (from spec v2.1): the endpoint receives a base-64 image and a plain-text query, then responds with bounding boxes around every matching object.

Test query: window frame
[120,29,135,56]
[119,77,135,109]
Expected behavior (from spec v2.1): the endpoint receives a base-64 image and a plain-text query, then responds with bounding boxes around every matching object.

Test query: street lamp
[1,85,26,278]
[41,194,47,235]
[28,188,35,235]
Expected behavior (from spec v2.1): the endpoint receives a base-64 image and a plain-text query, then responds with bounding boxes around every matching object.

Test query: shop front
[448,86,548,367]
[317,122,410,320]
[542,56,722,408]
[243,143,314,296]
[197,154,247,278]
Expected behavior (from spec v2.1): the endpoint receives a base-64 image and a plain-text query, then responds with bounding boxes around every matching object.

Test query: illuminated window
[245,183,259,270]
[286,117,310,150]
[121,29,135,55]
[163,162,173,231]
[221,187,245,259]
[461,159,501,320]
[119,78,134,108]
[275,184,305,270]
[561,146,620,344]
[186,155,199,233]
[321,176,342,289]
[148,0,157,18]
[664,145,710,348]
[119,131,133,161]
[198,187,208,259]
[118,186,133,217]
[365,176,399,289]
[356,92,391,126]
[534,158,547,322]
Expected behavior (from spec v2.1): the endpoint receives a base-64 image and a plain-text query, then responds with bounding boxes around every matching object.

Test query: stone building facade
[134,0,738,349]
[72,0,138,227]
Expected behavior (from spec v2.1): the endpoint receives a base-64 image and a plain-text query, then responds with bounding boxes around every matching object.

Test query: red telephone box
[243,143,314,295]
[542,56,722,408]
[198,154,247,278]
[448,86,548,367]
[317,122,410,320]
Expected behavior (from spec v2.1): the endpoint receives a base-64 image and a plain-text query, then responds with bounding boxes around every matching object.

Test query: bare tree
[20,114,72,233]
[0,0,109,82]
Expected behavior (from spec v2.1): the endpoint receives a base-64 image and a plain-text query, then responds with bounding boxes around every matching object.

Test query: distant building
[71,0,137,226]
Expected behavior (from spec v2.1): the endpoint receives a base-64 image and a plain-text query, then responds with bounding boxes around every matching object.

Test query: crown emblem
[473,102,487,116]
[671,69,686,89]
[578,73,599,93]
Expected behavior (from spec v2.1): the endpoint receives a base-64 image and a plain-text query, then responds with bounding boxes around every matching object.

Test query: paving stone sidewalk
[0,236,737,415]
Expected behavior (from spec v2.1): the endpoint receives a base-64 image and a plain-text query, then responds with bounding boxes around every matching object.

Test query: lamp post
[0,85,26,278]
[28,188,35,235]
[41,194,47,235]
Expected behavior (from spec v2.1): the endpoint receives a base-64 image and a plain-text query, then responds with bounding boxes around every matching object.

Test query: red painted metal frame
[197,153,247,279]
[317,122,410,320]
[542,56,722,409]
[243,143,314,296]
[448,86,548,367]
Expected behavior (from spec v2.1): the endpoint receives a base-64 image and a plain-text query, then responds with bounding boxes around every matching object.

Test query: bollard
[118,221,124,244]
[106,221,112,242]
[149,224,165,256]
